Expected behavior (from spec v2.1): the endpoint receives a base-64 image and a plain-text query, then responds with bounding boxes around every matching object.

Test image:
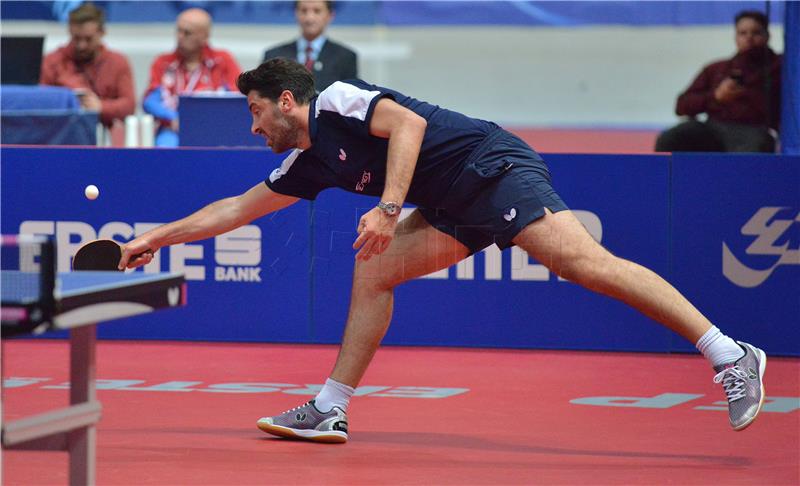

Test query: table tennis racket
[72,239,151,271]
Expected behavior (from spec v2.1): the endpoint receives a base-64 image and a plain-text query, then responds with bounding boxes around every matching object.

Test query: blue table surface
[2,271,180,303]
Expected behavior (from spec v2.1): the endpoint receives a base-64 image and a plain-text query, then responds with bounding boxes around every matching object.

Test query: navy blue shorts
[418,129,568,254]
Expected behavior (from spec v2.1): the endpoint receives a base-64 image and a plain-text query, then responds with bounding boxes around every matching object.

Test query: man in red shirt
[39,2,135,127]
[656,10,782,152]
[143,8,242,146]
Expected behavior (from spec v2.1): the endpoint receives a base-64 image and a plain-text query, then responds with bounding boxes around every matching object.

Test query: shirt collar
[308,95,319,144]
[298,35,327,57]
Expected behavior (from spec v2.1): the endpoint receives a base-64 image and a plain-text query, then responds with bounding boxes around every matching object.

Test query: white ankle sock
[695,326,745,368]
[314,378,354,412]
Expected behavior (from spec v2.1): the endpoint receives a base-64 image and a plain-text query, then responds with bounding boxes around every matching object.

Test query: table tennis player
[119,58,767,443]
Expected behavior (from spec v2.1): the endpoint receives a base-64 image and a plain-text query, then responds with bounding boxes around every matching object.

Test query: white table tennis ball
[84,184,99,200]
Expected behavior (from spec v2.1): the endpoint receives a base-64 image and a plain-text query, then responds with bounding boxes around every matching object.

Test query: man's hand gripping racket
[118,238,156,270]
[71,239,154,271]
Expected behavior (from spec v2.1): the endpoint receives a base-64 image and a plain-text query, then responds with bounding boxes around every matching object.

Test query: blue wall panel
[781,0,800,154]
[2,147,797,355]
[179,95,263,148]
[669,153,800,355]
[311,154,674,351]
[2,1,783,26]
[1,146,311,342]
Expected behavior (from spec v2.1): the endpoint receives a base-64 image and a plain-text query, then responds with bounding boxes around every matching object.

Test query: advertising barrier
[669,154,800,355]
[1,147,310,342]
[1,147,797,354]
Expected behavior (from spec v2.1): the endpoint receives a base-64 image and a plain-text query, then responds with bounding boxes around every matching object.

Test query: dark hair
[735,10,768,33]
[294,1,334,12]
[237,58,316,104]
[68,2,105,29]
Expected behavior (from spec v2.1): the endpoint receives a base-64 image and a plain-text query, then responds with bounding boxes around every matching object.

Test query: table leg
[68,324,97,486]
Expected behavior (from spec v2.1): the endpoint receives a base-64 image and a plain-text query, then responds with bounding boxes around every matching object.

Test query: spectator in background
[655,10,782,153]
[40,2,135,127]
[263,0,357,93]
[143,8,241,147]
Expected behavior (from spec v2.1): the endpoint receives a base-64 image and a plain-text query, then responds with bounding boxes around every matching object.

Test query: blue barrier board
[1,146,310,342]
[670,153,800,355]
[2,147,797,355]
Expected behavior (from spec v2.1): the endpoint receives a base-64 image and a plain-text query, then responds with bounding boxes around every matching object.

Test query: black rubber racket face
[72,239,123,271]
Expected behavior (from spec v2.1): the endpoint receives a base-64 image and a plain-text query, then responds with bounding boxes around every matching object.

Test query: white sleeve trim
[268,149,303,183]
[316,81,381,121]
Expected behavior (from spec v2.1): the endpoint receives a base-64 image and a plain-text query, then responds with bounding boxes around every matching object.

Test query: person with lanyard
[119,58,767,443]
[143,8,241,147]
[263,0,357,93]
[40,2,135,127]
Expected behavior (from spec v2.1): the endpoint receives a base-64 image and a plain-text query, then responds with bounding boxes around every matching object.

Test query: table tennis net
[1,235,56,335]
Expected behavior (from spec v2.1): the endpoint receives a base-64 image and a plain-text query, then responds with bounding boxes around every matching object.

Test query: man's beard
[269,110,299,154]
[73,48,96,63]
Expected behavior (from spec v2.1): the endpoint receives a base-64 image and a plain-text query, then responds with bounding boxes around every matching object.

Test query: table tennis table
[1,270,186,485]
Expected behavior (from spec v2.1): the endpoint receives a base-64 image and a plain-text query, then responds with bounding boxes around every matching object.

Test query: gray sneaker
[257,400,348,443]
[713,341,767,431]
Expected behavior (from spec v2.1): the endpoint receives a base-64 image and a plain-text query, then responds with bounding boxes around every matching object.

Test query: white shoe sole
[257,420,348,443]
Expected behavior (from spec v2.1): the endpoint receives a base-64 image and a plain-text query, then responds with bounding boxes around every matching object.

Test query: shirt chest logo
[338,148,347,161]
[355,171,371,192]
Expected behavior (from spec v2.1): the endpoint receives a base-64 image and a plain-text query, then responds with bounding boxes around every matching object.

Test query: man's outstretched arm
[119,183,298,269]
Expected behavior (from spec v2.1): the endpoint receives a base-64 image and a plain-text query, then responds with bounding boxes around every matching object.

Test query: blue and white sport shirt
[265,79,500,208]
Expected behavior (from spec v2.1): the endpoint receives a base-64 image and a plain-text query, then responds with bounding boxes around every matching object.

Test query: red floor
[3,340,798,485]
[509,127,660,154]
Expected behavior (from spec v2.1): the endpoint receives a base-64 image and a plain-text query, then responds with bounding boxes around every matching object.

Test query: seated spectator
[40,2,135,127]
[656,10,782,153]
[263,0,357,93]
[143,8,241,147]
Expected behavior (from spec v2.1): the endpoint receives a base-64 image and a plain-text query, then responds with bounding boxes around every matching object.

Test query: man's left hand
[353,207,398,261]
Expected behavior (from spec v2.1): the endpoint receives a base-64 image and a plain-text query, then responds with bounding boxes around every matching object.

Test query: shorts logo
[503,208,517,222]
[338,148,347,161]
[722,207,799,288]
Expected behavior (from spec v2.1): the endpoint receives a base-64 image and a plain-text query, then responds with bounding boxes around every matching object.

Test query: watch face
[380,202,399,216]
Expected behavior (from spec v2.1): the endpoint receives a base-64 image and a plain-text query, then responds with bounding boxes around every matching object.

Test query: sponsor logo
[338,148,347,161]
[296,412,307,421]
[18,221,263,283]
[722,207,799,288]
[5,378,797,413]
[355,171,371,192]
[503,207,517,222]
[570,392,798,414]
[3,377,469,399]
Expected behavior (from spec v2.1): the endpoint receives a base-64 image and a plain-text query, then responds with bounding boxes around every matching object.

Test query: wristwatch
[377,201,401,217]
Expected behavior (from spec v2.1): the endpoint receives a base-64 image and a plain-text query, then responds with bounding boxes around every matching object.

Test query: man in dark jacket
[656,10,782,152]
[263,0,357,93]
